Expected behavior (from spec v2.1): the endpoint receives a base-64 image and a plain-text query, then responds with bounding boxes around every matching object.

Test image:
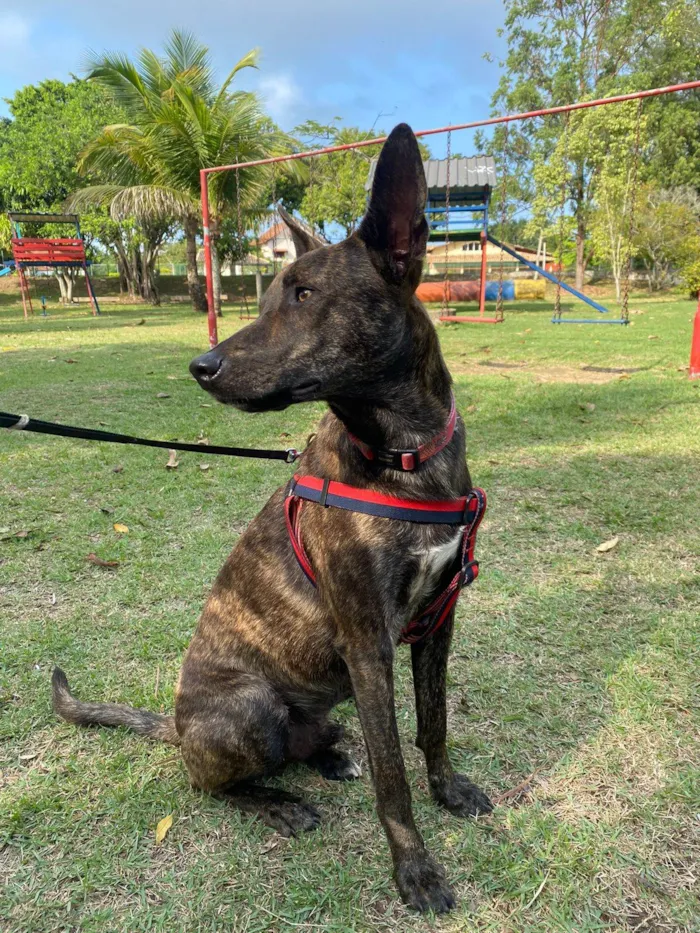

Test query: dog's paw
[432,773,493,817]
[265,799,322,837]
[307,748,362,781]
[395,854,456,914]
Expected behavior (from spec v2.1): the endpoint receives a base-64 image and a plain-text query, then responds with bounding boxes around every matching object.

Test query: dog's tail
[52,667,181,746]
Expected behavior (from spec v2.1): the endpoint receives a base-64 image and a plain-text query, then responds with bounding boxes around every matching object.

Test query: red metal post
[478,231,488,319]
[200,170,218,348]
[18,267,32,318]
[690,297,700,380]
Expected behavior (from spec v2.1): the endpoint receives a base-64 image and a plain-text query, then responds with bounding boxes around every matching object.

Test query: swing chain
[554,113,570,322]
[496,123,509,322]
[271,162,278,275]
[235,162,252,320]
[621,99,642,324]
[442,130,452,316]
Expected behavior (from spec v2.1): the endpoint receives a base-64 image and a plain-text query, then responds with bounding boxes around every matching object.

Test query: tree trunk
[140,245,160,306]
[55,270,75,304]
[185,217,207,313]
[211,244,223,318]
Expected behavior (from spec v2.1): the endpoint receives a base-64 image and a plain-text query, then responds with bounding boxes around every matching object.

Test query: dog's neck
[328,307,453,453]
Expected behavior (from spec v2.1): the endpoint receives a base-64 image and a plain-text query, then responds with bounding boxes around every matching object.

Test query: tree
[0,79,125,302]
[295,121,430,239]
[633,185,700,291]
[72,31,297,314]
[489,0,698,290]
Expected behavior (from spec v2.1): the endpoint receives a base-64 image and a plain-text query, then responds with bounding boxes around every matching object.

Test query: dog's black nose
[189,351,223,384]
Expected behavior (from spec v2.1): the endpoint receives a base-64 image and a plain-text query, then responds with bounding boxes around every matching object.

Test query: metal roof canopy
[8,212,80,225]
[366,157,496,202]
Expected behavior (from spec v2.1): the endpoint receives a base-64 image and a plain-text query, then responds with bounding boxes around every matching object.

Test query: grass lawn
[1,294,699,932]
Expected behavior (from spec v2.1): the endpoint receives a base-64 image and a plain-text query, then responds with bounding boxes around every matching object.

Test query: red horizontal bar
[13,238,83,245]
[202,80,700,176]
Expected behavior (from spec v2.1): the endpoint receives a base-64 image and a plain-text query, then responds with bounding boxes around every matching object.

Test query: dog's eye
[295,287,312,303]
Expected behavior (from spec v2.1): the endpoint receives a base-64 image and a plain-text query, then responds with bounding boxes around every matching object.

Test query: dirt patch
[450,360,627,384]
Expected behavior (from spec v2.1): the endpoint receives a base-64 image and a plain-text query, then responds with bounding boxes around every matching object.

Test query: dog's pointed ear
[278,205,326,257]
[357,123,428,286]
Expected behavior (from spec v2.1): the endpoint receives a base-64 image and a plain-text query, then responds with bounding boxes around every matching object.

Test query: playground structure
[9,213,100,318]
[0,261,15,278]
[366,151,623,325]
[195,81,700,370]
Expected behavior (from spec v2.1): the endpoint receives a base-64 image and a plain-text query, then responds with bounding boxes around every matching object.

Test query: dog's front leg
[411,613,493,817]
[342,639,455,914]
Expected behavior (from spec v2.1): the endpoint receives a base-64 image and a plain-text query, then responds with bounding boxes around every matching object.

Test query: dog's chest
[407,530,462,612]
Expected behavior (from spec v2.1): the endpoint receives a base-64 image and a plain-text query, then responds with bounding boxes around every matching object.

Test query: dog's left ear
[358,123,428,287]
[278,205,326,257]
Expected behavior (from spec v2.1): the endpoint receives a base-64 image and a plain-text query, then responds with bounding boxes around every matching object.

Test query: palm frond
[64,185,129,212]
[109,185,196,222]
[213,48,260,110]
[84,51,151,117]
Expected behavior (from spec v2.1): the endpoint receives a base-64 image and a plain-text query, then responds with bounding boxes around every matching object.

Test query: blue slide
[0,262,15,277]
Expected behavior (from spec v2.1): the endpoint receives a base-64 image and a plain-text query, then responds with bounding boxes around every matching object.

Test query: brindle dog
[52,123,493,914]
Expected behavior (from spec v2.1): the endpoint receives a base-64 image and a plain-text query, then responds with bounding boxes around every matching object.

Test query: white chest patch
[408,530,462,611]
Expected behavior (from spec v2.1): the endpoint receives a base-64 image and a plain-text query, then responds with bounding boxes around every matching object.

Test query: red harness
[285,475,487,644]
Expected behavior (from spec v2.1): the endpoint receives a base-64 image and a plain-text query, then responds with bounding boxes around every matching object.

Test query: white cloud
[259,73,303,124]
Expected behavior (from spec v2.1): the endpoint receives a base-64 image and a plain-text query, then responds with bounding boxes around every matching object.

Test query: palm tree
[69,31,296,312]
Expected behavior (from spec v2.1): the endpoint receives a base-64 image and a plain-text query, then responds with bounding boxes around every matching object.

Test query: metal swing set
[430,98,643,326]
[199,80,700,350]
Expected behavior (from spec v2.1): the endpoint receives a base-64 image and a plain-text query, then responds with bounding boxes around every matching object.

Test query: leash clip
[286,448,300,464]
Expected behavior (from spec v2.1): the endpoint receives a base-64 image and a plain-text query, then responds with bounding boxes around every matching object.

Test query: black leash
[0,411,300,463]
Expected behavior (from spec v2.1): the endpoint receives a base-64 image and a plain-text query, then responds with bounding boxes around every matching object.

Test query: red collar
[346,394,457,472]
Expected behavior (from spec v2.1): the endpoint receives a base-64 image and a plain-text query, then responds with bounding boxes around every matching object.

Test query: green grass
[1,295,699,932]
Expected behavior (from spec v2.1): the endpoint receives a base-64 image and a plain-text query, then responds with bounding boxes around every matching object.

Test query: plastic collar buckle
[375,448,420,471]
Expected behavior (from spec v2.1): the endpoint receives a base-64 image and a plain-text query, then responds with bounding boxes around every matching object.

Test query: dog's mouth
[211,379,322,412]
[290,380,322,401]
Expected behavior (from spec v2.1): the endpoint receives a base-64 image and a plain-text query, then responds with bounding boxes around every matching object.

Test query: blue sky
[0,1,507,156]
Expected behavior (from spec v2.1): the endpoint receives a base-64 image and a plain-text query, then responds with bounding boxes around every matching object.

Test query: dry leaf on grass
[596,536,619,553]
[64,358,78,364]
[579,402,596,412]
[112,465,124,474]
[113,523,129,534]
[156,392,170,399]
[165,450,179,470]
[1,529,31,540]
[199,464,210,471]
[86,553,119,569]
[648,335,660,340]
[155,814,173,844]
